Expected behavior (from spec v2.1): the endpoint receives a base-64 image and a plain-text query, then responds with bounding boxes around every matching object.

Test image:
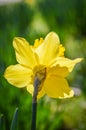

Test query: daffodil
[4,32,82,99]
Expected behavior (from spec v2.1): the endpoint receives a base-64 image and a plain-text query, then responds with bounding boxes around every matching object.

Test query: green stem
[31,76,40,130]
[31,102,37,130]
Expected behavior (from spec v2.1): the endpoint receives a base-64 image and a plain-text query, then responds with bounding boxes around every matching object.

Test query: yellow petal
[44,76,74,98]
[37,86,45,99]
[47,65,69,78]
[4,64,32,88]
[13,37,38,68]
[49,57,83,72]
[27,83,45,99]
[35,32,60,65]
[59,90,74,99]
[27,84,34,95]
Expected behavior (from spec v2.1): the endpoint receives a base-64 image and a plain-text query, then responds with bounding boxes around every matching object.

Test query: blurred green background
[0,0,86,130]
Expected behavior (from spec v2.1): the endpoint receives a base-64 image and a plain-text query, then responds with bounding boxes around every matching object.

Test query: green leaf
[0,114,4,130]
[10,108,18,130]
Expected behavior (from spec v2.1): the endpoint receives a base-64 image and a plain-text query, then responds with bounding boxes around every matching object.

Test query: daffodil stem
[31,76,40,130]
[31,102,37,130]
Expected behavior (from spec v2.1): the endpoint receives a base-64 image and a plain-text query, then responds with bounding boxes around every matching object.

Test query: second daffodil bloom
[4,32,82,99]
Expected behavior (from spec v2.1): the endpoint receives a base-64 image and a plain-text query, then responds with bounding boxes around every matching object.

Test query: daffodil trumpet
[4,32,83,130]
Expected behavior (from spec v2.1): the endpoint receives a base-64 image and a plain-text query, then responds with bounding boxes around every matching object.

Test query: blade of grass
[10,108,18,130]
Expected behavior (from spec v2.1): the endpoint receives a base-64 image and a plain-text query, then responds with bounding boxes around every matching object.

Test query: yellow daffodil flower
[4,32,82,99]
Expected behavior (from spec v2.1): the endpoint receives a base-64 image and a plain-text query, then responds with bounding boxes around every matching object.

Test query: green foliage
[0,114,5,130]
[38,0,86,36]
[0,108,18,130]
[0,0,86,130]
[10,108,18,130]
